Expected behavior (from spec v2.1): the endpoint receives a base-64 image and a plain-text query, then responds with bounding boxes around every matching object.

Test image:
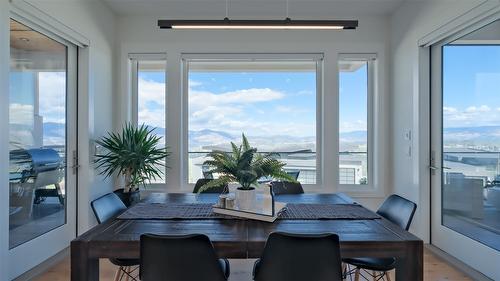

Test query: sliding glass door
[8,18,77,278]
[431,19,500,280]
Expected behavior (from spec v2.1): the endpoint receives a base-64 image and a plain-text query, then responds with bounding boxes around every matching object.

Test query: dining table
[71,192,423,281]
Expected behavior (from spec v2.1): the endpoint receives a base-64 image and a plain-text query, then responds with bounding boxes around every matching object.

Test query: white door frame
[430,35,500,281]
[7,15,79,279]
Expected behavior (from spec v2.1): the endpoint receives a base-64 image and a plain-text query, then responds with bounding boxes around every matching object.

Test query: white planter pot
[236,188,256,211]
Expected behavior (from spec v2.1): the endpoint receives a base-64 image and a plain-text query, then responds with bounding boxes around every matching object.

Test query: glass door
[431,19,500,280]
[8,18,77,278]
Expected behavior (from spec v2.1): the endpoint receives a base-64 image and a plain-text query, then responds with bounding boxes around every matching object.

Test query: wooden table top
[72,193,423,281]
[73,193,421,259]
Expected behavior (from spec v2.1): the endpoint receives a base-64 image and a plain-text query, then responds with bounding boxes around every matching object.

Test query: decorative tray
[212,202,287,222]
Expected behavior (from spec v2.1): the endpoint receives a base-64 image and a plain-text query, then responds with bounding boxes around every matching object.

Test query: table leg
[395,241,423,281]
[71,241,99,281]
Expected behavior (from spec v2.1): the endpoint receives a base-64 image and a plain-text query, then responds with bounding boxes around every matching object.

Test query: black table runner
[118,202,380,220]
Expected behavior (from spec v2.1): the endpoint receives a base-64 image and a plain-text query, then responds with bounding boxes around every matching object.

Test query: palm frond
[201,133,294,191]
[94,122,169,190]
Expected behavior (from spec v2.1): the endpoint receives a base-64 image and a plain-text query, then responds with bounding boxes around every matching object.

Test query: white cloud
[340,120,367,133]
[444,104,500,127]
[465,105,490,113]
[10,103,34,125]
[38,72,66,123]
[137,77,166,128]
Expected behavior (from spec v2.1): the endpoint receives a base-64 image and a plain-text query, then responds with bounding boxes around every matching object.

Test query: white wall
[390,0,484,241]
[23,0,118,234]
[116,15,391,210]
[0,0,11,279]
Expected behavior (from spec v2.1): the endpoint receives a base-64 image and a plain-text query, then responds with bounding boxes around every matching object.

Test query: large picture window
[185,57,320,185]
[131,56,167,184]
[338,56,373,186]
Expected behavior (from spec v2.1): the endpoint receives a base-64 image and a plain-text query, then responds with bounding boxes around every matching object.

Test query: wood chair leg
[354,268,360,281]
[124,267,130,281]
[373,271,377,281]
[113,267,122,281]
[386,271,392,281]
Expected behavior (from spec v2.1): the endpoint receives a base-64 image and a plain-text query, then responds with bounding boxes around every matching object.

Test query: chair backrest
[286,170,300,181]
[376,194,417,231]
[140,233,227,281]
[270,181,304,195]
[192,178,228,194]
[254,232,342,281]
[90,193,127,224]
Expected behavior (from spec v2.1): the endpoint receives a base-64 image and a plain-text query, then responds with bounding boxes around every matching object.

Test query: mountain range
[30,123,500,151]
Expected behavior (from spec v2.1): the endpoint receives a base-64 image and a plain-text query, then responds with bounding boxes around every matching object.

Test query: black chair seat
[343,257,396,271]
[218,258,230,280]
[109,258,140,267]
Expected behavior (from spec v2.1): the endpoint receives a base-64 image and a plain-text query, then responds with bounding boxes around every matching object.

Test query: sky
[443,45,500,128]
[8,45,500,150]
[137,63,369,140]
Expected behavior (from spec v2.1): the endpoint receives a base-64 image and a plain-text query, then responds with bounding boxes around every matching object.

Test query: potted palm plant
[95,123,169,206]
[199,134,295,210]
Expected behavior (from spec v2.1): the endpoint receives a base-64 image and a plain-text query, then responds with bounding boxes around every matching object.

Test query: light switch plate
[404,129,412,141]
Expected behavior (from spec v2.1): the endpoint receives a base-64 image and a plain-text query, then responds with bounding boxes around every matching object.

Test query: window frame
[337,54,376,192]
[181,53,324,189]
[129,53,168,186]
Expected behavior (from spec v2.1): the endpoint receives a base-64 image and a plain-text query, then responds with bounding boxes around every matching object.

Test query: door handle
[429,165,451,170]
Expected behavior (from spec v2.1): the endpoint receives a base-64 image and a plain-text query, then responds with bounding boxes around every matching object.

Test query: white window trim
[129,53,168,187]
[337,54,378,194]
[181,53,324,190]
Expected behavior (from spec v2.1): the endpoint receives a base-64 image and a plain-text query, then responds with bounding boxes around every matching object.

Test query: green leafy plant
[199,134,295,193]
[94,123,169,192]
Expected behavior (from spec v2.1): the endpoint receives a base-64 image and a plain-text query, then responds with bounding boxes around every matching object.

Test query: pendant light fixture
[158,0,358,30]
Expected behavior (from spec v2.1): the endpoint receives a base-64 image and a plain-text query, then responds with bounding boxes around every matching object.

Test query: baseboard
[426,244,493,281]
[13,247,69,281]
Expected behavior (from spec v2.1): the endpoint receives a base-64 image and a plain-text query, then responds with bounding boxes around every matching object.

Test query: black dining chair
[343,194,417,281]
[192,178,228,194]
[253,232,343,281]
[286,170,300,181]
[140,233,230,281]
[270,181,304,195]
[91,193,140,281]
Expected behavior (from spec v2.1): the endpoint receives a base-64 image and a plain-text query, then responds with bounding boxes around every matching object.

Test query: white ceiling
[103,0,407,18]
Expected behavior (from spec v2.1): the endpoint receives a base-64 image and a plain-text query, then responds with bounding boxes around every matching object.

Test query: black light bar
[158,18,358,30]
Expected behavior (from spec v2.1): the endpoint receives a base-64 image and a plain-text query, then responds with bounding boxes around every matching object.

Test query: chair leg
[114,267,123,281]
[373,271,377,281]
[124,267,130,281]
[385,271,392,281]
[342,263,347,279]
[354,268,360,281]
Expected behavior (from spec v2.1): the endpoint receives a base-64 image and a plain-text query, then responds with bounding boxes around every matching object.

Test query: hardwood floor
[35,248,472,281]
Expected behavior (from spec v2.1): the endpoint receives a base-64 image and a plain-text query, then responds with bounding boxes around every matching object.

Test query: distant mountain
[36,122,500,152]
[444,126,500,146]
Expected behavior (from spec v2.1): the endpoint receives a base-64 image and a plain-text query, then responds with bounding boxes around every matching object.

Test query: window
[339,57,373,185]
[131,57,167,184]
[185,57,320,184]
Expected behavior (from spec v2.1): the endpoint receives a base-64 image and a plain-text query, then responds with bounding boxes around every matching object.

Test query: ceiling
[103,0,407,18]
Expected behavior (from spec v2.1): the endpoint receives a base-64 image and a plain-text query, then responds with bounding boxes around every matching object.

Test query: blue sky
[443,45,500,128]
[137,64,369,140]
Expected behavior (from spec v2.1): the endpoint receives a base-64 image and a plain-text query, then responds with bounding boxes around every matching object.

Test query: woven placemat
[118,203,380,220]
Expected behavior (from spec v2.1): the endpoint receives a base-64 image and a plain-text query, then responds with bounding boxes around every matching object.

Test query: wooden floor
[35,248,472,281]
